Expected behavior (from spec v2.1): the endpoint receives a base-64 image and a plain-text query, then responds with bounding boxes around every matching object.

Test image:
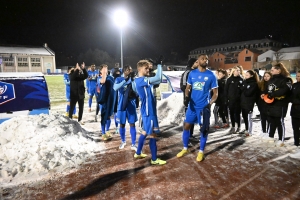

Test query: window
[3,56,14,67]
[245,56,251,61]
[31,57,41,67]
[215,59,217,62]
[17,57,28,67]
[246,50,248,54]
[255,44,258,48]
[266,43,269,47]
[266,57,271,61]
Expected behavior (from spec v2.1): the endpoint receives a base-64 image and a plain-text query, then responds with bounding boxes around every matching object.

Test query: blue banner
[0,78,50,113]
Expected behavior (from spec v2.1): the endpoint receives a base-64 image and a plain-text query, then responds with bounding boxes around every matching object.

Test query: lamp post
[113,9,128,69]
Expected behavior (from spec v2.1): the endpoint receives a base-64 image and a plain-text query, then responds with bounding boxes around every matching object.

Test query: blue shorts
[142,115,159,135]
[116,102,137,124]
[184,107,204,125]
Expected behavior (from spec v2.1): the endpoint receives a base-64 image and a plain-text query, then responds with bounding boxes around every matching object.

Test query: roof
[192,38,281,52]
[0,72,45,77]
[0,45,55,56]
[278,46,300,53]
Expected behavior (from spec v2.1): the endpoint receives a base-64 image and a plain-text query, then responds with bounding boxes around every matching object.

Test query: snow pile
[0,114,104,184]
[157,92,185,125]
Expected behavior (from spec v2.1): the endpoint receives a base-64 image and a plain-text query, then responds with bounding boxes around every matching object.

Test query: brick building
[189,38,283,70]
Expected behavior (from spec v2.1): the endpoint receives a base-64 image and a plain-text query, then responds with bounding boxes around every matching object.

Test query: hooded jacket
[240,77,259,111]
[265,74,292,117]
[290,82,300,118]
[224,75,244,107]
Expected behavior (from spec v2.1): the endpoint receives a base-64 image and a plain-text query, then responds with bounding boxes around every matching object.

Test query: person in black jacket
[213,68,229,128]
[289,70,300,158]
[257,71,272,137]
[69,62,88,125]
[224,66,244,133]
[180,58,198,139]
[262,63,293,147]
[240,70,259,136]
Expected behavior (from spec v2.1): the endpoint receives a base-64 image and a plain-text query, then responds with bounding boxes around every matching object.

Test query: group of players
[63,53,300,165]
[181,56,300,159]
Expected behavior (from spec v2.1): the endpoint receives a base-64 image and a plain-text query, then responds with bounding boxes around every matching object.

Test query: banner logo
[0,82,16,105]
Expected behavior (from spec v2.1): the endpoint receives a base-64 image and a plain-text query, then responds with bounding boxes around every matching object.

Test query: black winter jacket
[69,68,88,99]
[265,74,292,117]
[224,75,244,107]
[215,77,227,106]
[290,82,300,118]
[240,77,259,111]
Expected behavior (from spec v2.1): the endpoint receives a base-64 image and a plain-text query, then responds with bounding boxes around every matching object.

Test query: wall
[209,52,226,70]
[238,49,259,70]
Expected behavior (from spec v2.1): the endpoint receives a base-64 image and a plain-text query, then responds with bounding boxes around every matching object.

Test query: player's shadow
[61,166,145,200]
[205,138,245,156]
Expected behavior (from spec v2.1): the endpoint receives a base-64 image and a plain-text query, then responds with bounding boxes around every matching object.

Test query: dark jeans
[292,117,300,146]
[69,98,84,122]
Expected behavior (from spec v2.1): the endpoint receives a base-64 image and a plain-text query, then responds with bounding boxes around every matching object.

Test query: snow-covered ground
[0,92,299,189]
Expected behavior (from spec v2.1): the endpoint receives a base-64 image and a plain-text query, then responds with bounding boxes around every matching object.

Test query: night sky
[1,0,300,66]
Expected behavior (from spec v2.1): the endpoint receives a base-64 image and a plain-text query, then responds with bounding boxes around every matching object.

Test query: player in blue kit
[133,60,166,165]
[97,64,116,141]
[64,67,77,118]
[177,54,218,162]
[87,64,98,112]
[113,65,138,151]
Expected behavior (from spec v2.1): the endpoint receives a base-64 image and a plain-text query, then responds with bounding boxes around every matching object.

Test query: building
[254,46,300,72]
[189,38,284,70]
[0,43,56,73]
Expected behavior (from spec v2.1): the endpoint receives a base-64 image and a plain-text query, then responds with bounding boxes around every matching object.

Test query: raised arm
[149,64,162,84]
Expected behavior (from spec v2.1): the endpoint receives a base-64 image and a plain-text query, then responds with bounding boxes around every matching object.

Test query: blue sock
[73,106,76,114]
[149,138,157,161]
[66,105,70,112]
[130,126,137,145]
[183,129,190,148]
[106,119,111,131]
[101,125,106,134]
[200,132,208,151]
[88,98,92,108]
[120,127,126,143]
[136,134,146,155]
[114,114,119,128]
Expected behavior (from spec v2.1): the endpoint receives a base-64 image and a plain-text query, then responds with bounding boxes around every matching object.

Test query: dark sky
[1,0,300,65]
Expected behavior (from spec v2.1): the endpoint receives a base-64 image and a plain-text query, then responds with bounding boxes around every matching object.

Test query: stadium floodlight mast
[113,9,129,69]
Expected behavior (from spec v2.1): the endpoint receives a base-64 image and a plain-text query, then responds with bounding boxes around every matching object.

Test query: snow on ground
[0,113,105,186]
[0,92,299,189]
[157,93,185,126]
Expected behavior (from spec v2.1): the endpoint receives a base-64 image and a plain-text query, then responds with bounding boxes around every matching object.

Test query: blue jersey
[88,70,98,88]
[115,77,136,111]
[134,77,156,117]
[187,69,218,109]
[63,73,70,97]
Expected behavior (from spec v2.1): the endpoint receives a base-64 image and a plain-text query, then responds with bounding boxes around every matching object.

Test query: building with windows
[0,43,56,73]
[254,46,300,72]
[189,39,284,70]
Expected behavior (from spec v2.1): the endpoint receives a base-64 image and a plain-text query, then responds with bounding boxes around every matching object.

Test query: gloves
[129,72,136,80]
[184,96,190,107]
[155,55,164,65]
